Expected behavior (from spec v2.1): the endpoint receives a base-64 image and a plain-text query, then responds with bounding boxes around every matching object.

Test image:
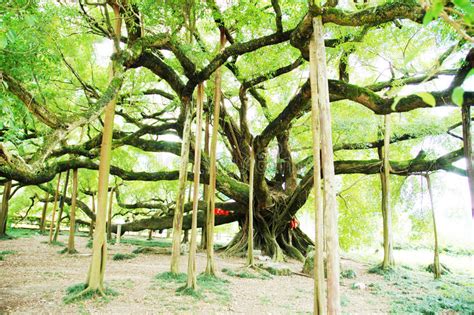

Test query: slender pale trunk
[89,193,96,237]
[67,169,78,254]
[49,173,62,243]
[201,113,210,249]
[425,174,441,279]
[186,83,204,289]
[312,15,341,313]
[107,188,115,241]
[461,104,474,219]
[170,99,192,274]
[40,192,49,233]
[309,29,326,315]
[381,115,394,269]
[206,28,226,275]
[85,3,122,292]
[0,181,12,236]
[247,146,255,266]
[54,169,70,241]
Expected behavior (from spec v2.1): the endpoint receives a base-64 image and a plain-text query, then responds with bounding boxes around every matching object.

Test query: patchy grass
[155,272,187,283]
[63,283,118,304]
[0,250,16,260]
[86,239,93,248]
[112,253,137,261]
[341,268,357,279]
[1,228,39,239]
[367,265,474,313]
[176,286,204,299]
[120,237,171,248]
[222,267,272,280]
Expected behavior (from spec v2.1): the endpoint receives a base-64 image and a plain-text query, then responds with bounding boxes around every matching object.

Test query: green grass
[366,265,474,314]
[1,228,39,239]
[176,286,204,299]
[155,272,187,283]
[0,250,15,260]
[222,267,271,280]
[112,253,137,261]
[120,237,171,248]
[86,239,93,248]
[63,283,118,304]
[341,268,357,279]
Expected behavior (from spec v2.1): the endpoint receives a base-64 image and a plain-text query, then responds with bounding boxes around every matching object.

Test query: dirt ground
[0,233,471,314]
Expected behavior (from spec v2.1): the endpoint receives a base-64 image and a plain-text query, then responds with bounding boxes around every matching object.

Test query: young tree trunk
[380,115,395,269]
[89,193,95,237]
[54,169,70,242]
[206,27,226,276]
[309,27,326,315]
[201,112,210,250]
[148,229,153,240]
[0,181,12,236]
[107,187,115,241]
[312,15,341,313]
[39,192,49,233]
[182,229,189,244]
[186,83,204,290]
[67,169,78,254]
[461,103,474,219]
[425,174,441,279]
[170,98,192,274]
[247,146,255,266]
[49,173,62,243]
[85,3,122,293]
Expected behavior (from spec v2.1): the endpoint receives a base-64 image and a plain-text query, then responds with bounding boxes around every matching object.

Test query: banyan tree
[0,0,473,273]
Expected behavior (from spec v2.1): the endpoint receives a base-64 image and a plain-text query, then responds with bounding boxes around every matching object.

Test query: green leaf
[423,0,444,25]
[0,35,7,49]
[415,92,436,106]
[466,68,474,79]
[452,87,464,106]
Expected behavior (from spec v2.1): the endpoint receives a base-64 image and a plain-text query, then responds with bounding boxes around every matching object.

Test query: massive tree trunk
[0,181,12,236]
[309,24,326,315]
[170,97,192,274]
[39,192,49,233]
[461,103,474,219]
[49,173,62,243]
[380,115,395,269]
[84,2,122,294]
[67,169,78,254]
[425,174,441,279]
[206,27,227,276]
[54,169,70,242]
[186,83,204,290]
